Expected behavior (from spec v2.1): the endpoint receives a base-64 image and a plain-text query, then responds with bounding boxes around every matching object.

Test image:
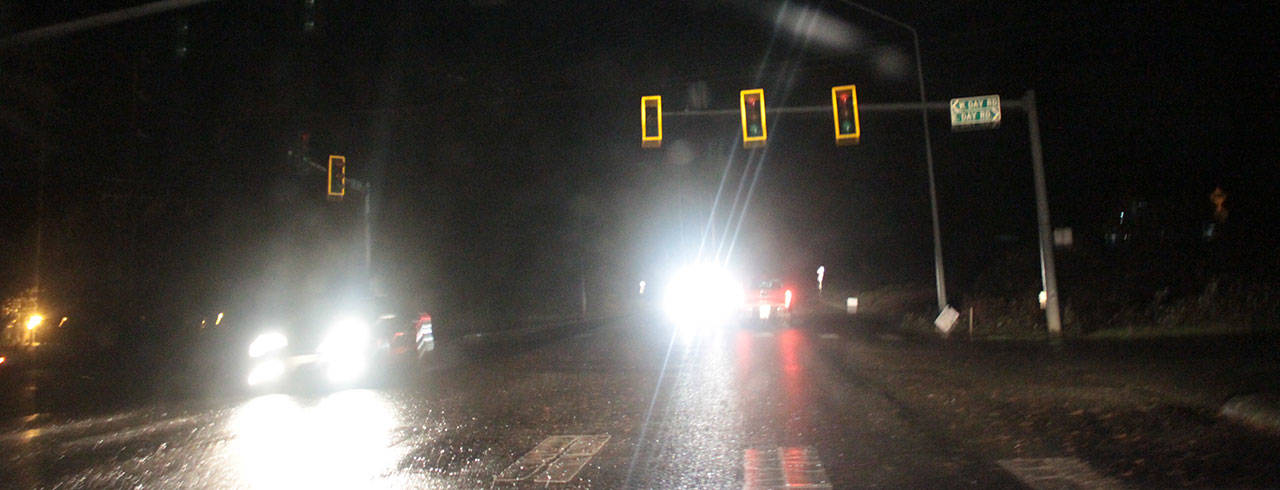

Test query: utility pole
[832,0,947,312]
[1025,90,1062,337]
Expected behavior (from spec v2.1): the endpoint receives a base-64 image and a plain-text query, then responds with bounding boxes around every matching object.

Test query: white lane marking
[818,333,839,340]
[58,415,202,451]
[744,446,832,489]
[495,434,610,484]
[0,411,153,444]
[998,457,1126,490]
[754,332,775,338]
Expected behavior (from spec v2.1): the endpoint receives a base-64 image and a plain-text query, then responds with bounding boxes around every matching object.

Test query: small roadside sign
[935,306,959,335]
[950,94,1001,130]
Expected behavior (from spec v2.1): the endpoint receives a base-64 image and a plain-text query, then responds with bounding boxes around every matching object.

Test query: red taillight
[784,289,793,309]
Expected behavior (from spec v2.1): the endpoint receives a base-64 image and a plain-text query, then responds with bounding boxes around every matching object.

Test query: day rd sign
[950,94,1001,130]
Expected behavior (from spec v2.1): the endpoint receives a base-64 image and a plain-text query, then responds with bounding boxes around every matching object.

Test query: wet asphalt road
[0,316,1123,488]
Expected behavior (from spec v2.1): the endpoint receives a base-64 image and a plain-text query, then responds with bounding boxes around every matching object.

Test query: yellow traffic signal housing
[832,85,860,146]
[327,155,345,201]
[641,95,662,148]
[740,88,766,148]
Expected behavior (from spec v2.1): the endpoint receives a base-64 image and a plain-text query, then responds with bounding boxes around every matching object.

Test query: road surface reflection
[229,389,404,488]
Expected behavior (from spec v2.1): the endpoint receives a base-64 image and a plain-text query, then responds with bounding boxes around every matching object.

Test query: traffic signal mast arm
[662,100,961,117]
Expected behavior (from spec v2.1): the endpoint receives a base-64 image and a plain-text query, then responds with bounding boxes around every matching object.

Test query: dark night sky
[0,1,1275,323]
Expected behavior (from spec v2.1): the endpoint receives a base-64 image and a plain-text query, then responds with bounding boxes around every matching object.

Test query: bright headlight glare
[326,358,366,383]
[319,317,369,356]
[247,359,285,386]
[249,331,288,358]
[663,264,743,329]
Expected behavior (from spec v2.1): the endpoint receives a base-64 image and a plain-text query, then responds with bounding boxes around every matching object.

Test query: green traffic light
[841,121,854,133]
[748,123,762,137]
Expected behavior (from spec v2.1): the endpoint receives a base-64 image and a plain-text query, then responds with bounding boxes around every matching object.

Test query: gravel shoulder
[817,319,1280,488]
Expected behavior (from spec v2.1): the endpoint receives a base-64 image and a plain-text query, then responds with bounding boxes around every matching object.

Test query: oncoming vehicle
[244,309,423,390]
[744,278,793,324]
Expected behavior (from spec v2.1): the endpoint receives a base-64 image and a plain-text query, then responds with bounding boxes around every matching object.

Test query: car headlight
[248,331,288,358]
[318,317,369,356]
[663,264,744,330]
[318,316,369,383]
[247,359,285,386]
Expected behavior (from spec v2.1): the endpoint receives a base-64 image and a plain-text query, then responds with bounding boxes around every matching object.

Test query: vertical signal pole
[364,185,372,279]
[913,31,947,313]
[1025,90,1062,337]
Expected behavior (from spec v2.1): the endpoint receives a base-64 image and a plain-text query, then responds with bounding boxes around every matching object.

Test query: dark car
[242,308,425,390]
[744,278,794,324]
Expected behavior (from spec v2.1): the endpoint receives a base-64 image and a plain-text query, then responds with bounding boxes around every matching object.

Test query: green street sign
[950,94,1001,130]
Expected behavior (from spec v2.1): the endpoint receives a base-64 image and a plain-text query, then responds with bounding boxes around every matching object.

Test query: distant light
[25,314,43,330]
[784,289,793,309]
[216,312,225,326]
[846,297,858,314]
[0,356,6,365]
[58,317,68,328]
[1038,291,1048,309]
[639,280,646,295]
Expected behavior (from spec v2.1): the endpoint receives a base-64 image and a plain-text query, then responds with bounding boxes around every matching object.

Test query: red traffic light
[831,85,860,146]
[740,88,766,148]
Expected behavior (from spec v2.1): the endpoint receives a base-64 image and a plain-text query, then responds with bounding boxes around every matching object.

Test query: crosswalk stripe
[743,446,832,489]
[998,457,1125,490]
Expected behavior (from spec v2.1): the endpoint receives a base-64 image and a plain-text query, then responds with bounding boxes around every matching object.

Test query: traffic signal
[641,95,662,148]
[740,88,766,148]
[831,85,860,145]
[327,155,345,200]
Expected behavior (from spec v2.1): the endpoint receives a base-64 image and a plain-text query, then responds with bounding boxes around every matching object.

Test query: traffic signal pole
[823,0,946,313]
[1024,91,1062,338]
[666,94,1063,338]
[302,155,375,287]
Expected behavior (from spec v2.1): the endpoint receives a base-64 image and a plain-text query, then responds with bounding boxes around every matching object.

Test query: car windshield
[1,2,1275,488]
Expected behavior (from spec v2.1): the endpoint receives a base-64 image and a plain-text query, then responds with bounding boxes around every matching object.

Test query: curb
[1220,393,1280,435]
[457,314,624,346]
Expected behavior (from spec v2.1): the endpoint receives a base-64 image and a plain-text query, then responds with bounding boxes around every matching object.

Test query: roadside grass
[831,283,1278,342]
[1084,323,1257,340]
